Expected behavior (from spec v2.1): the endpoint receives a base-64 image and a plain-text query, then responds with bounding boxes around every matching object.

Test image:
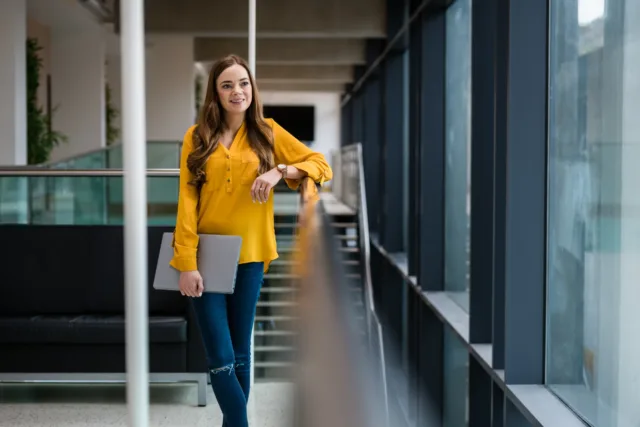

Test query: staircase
[253,196,364,381]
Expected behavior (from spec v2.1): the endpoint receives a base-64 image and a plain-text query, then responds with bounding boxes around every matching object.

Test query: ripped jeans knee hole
[210,362,248,376]
[210,364,235,376]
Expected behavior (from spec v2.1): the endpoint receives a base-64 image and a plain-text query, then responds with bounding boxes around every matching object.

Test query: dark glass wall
[339,0,599,425]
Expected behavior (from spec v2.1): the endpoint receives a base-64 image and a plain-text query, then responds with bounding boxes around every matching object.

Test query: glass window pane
[444,327,469,427]
[546,0,640,426]
[444,0,472,311]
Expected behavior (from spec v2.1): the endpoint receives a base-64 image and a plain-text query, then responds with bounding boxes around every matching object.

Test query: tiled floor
[0,382,293,427]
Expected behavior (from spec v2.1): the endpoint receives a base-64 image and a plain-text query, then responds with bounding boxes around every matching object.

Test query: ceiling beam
[194,38,366,65]
[198,64,354,83]
[258,82,347,93]
[258,65,354,83]
[142,0,386,38]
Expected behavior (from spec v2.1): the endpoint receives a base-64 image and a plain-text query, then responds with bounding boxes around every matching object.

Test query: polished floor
[0,382,293,426]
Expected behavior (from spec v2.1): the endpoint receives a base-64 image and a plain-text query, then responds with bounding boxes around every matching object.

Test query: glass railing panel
[146,141,181,169]
[103,142,180,169]
[105,145,123,168]
[0,177,29,224]
[49,149,108,170]
[45,141,181,170]
[105,176,180,226]
[30,175,109,225]
[0,175,179,226]
[0,168,301,226]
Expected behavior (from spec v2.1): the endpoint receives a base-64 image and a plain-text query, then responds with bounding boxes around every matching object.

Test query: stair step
[274,222,357,229]
[260,287,296,293]
[331,222,358,228]
[255,346,295,352]
[255,315,298,322]
[334,235,358,241]
[253,330,297,337]
[264,273,361,280]
[340,247,360,253]
[257,301,296,307]
[276,234,357,241]
[270,259,359,266]
[254,361,294,368]
[278,246,358,254]
[264,273,299,279]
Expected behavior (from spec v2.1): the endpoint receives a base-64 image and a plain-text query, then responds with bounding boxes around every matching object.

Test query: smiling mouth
[230,99,245,104]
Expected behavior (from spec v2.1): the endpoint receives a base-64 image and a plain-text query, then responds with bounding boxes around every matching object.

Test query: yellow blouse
[170,118,332,273]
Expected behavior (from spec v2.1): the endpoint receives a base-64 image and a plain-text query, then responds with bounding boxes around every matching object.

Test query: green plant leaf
[27,37,68,164]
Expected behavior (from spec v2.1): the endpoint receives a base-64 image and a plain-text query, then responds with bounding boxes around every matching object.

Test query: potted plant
[27,37,67,164]
[105,80,120,146]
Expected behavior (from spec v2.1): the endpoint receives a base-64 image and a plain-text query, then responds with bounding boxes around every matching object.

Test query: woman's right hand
[179,270,204,297]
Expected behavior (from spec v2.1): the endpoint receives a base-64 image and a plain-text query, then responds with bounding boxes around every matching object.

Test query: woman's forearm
[283,165,307,180]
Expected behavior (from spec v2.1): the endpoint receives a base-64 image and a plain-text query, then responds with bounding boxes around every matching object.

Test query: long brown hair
[187,55,274,188]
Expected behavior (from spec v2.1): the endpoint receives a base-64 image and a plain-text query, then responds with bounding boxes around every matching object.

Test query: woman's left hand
[251,168,282,203]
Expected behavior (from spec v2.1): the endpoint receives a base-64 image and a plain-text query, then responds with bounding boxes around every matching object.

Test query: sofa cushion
[0,315,187,344]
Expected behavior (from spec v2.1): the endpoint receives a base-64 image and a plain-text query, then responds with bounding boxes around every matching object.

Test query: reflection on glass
[546,1,640,426]
[0,174,297,226]
[443,327,468,427]
[444,0,472,311]
[0,176,179,226]
[0,178,29,224]
[48,141,181,170]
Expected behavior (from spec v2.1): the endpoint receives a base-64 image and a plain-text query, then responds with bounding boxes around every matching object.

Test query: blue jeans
[190,262,264,427]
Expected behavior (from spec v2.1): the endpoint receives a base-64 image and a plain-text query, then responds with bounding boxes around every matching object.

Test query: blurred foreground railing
[294,163,390,427]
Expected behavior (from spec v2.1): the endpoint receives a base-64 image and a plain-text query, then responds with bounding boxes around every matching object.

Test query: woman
[170,54,332,426]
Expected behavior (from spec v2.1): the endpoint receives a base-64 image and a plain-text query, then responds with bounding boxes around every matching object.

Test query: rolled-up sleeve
[270,119,333,190]
[169,125,200,272]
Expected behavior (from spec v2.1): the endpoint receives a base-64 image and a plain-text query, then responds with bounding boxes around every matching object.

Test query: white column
[0,0,27,165]
[121,1,149,426]
[49,23,106,162]
[145,35,195,140]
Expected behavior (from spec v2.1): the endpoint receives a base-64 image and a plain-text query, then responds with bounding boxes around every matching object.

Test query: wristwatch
[277,164,288,179]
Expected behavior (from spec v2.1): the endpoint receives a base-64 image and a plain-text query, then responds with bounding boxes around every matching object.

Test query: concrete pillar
[145,35,195,141]
[0,0,27,165]
[49,23,106,162]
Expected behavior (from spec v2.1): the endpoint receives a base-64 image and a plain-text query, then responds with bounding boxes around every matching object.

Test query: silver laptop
[153,232,243,294]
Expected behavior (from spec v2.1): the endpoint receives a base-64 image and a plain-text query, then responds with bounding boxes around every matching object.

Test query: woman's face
[216,64,253,115]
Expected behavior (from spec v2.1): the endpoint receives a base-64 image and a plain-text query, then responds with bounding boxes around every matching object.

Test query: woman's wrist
[277,165,306,180]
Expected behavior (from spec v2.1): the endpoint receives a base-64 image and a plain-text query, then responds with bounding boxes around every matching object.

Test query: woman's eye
[241,81,250,87]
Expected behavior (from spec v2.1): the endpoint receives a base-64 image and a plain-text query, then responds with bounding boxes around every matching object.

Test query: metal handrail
[0,168,179,177]
[340,143,389,425]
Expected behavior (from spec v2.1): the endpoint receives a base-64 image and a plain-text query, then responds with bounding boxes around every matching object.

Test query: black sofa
[0,225,209,406]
